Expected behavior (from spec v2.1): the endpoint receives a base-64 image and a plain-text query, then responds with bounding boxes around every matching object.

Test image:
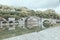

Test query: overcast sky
[0,0,60,14]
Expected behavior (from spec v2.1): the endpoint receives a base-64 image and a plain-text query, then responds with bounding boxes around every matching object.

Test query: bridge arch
[25,16,42,29]
[25,17,53,29]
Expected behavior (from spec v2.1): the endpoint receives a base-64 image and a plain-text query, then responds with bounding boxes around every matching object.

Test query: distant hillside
[0,5,60,20]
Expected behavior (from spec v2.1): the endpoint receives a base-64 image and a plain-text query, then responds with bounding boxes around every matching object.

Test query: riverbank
[3,26,60,40]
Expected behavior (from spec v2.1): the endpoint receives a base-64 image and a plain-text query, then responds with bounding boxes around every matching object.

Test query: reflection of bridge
[0,16,60,30]
[18,17,60,29]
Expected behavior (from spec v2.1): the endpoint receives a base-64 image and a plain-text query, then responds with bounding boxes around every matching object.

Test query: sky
[0,0,60,14]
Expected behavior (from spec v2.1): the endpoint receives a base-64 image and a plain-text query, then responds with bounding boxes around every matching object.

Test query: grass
[0,26,41,40]
[0,23,60,40]
[51,23,60,27]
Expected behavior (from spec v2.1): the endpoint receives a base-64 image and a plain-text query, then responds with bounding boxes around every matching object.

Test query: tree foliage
[0,5,60,20]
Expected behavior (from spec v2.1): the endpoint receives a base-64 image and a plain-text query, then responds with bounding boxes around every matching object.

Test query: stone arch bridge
[19,16,57,29]
[0,16,59,30]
